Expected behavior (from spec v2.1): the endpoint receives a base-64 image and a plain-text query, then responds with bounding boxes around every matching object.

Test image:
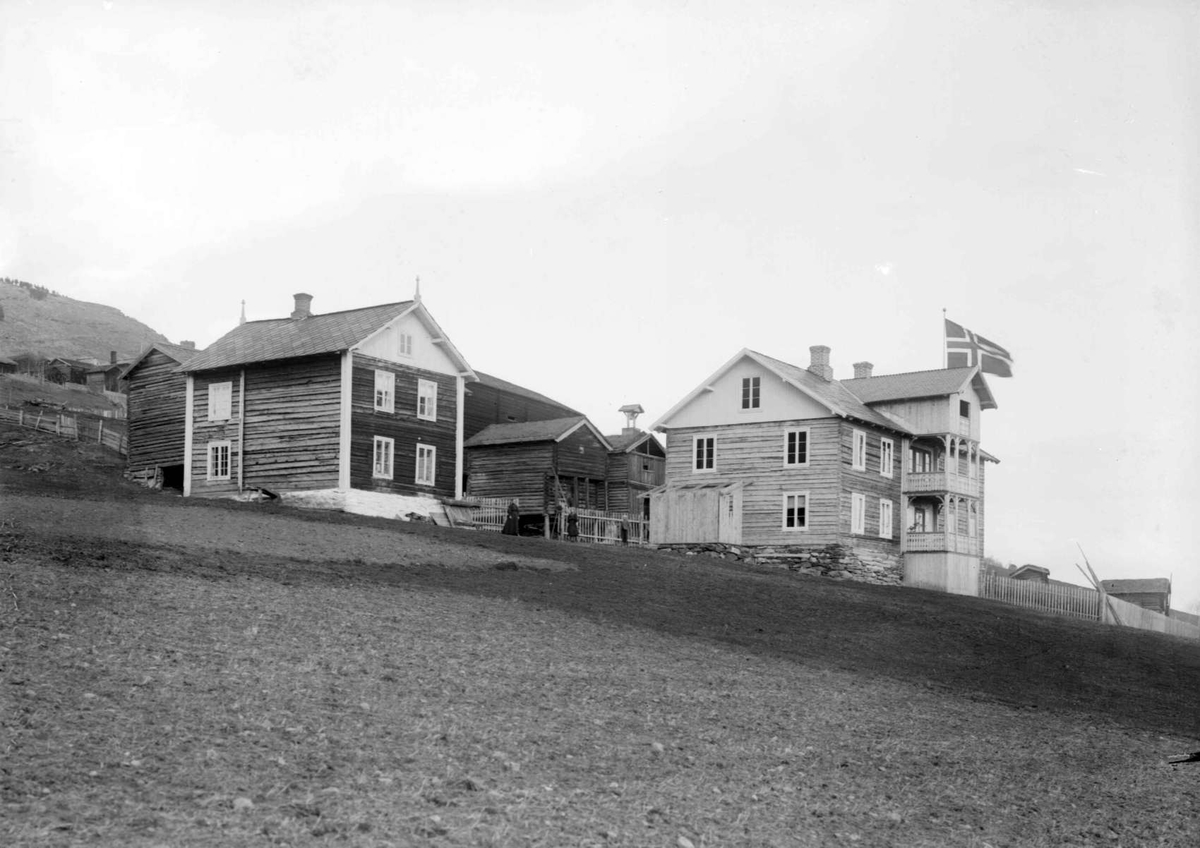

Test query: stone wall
[655,542,903,586]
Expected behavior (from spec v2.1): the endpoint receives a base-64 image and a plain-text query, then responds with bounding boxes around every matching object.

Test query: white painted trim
[692,435,716,472]
[338,350,352,489]
[783,427,810,468]
[237,369,246,490]
[781,491,810,531]
[372,435,395,479]
[183,375,194,496]
[851,492,866,535]
[455,375,465,498]
[880,437,894,478]
[552,417,614,450]
[851,429,867,471]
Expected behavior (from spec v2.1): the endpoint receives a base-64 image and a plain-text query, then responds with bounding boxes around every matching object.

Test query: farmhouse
[179,292,475,519]
[649,346,998,589]
[122,341,200,489]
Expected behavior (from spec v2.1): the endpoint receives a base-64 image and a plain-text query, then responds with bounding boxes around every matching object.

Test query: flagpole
[941,307,947,369]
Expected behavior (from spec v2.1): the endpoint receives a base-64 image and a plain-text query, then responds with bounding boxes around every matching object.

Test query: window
[741,376,760,410]
[880,438,894,478]
[374,370,395,412]
[960,399,970,418]
[398,333,413,357]
[910,448,931,474]
[693,436,715,472]
[851,429,867,471]
[416,443,436,486]
[784,428,809,466]
[207,381,232,421]
[417,379,438,421]
[206,440,231,480]
[851,493,866,534]
[783,492,809,531]
[879,499,893,539]
[373,436,394,479]
[968,503,978,538]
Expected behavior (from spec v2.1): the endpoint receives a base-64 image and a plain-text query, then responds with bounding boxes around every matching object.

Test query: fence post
[98,419,104,444]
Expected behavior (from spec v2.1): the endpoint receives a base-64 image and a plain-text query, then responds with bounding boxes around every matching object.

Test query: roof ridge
[240,299,414,325]
[843,366,975,381]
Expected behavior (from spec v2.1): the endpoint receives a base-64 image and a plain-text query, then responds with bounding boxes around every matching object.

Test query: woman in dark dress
[501,501,520,535]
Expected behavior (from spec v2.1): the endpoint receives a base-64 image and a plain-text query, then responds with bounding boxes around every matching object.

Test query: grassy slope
[0,375,126,416]
[2,423,1199,847]
[0,281,168,361]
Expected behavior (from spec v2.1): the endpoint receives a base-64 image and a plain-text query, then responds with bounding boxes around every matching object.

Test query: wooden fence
[0,405,128,455]
[558,506,648,546]
[978,571,1101,621]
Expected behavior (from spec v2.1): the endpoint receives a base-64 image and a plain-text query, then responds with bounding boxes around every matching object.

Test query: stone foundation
[655,542,903,586]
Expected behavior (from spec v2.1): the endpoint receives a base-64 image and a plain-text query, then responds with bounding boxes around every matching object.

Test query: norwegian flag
[945,319,1013,377]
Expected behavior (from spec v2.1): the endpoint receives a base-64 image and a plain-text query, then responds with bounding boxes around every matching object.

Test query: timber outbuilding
[463,370,581,441]
[603,404,665,517]
[179,291,476,519]
[122,341,200,489]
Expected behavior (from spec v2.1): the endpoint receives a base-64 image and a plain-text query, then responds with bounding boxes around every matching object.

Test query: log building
[121,341,200,489]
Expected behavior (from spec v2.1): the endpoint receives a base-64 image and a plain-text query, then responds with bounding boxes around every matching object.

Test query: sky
[2,0,1198,610]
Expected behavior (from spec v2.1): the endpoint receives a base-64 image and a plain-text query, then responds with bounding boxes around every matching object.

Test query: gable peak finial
[239,299,246,326]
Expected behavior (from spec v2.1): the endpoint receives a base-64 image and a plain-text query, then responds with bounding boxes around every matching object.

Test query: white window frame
[783,428,809,467]
[372,436,394,480]
[206,440,231,481]
[782,491,809,531]
[851,429,867,471]
[880,438,894,478]
[693,436,715,472]
[416,443,436,486]
[374,370,395,413]
[398,332,413,357]
[879,499,893,539]
[417,379,438,421]
[851,492,866,535]
[207,381,232,422]
[741,376,760,410]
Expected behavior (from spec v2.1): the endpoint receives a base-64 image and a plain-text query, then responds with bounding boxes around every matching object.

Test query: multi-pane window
[784,428,808,466]
[910,448,932,473]
[416,444,436,486]
[417,379,438,421]
[879,499,894,539]
[851,492,866,534]
[207,381,232,421]
[783,492,808,531]
[851,429,867,471]
[693,436,715,471]
[373,436,394,479]
[374,370,395,412]
[880,438,894,478]
[207,440,231,480]
[741,376,760,410]
[398,333,413,357]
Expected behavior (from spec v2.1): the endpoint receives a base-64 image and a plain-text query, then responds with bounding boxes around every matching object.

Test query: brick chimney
[808,345,833,381]
[852,361,873,379]
[291,292,313,320]
[110,350,117,364]
[180,340,196,350]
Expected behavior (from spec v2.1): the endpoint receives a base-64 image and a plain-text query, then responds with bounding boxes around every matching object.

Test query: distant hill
[0,278,169,362]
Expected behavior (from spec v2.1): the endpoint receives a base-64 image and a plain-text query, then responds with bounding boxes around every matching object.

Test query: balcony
[905,531,980,555]
[905,471,979,497]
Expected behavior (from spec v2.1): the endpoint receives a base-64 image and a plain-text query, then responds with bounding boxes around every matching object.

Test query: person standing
[566,510,579,542]
[502,501,520,535]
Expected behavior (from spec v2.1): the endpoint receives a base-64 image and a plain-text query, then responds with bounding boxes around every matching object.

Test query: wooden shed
[1101,578,1172,615]
[464,416,612,522]
[649,480,747,545]
[604,428,665,515]
[121,341,199,489]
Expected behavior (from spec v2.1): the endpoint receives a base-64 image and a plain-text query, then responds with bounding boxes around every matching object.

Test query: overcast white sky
[2,1,1198,609]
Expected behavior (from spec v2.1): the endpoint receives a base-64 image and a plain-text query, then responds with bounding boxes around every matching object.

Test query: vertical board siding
[188,367,244,497]
[125,350,187,471]
[350,354,459,499]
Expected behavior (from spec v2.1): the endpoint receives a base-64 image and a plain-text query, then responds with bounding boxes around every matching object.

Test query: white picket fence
[558,506,648,546]
[978,571,1101,621]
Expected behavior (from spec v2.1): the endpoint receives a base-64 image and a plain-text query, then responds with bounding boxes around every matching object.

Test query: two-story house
[650,346,998,591]
[179,292,476,519]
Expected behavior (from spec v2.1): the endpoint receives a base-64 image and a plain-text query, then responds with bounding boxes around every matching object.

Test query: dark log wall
[350,353,458,499]
[126,351,187,472]
[465,443,556,513]
[188,366,245,497]
[463,380,577,440]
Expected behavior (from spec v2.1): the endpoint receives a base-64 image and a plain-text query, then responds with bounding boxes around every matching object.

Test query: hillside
[2,422,1199,847]
[0,278,169,361]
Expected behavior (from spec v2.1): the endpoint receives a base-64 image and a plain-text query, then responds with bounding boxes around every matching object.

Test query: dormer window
[741,376,760,410]
[398,333,413,357]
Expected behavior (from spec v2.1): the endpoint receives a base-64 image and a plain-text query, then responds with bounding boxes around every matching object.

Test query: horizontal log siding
[555,427,609,479]
[350,354,458,499]
[465,443,556,513]
[838,420,904,551]
[463,381,577,441]
[126,350,187,471]
[241,356,342,491]
[188,367,244,497]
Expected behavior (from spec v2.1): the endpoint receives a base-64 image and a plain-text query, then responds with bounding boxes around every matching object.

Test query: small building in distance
[604,404,665,517]
[87,351,134,394]
[1101,578,1172,615]
[121,341,200,489]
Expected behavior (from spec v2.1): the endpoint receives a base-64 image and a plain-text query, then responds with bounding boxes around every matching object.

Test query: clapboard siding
[189,367,245,497]
[466,443,556,512]
[349,354,458,498]
[126,350,187,471]
[837,421,905,541]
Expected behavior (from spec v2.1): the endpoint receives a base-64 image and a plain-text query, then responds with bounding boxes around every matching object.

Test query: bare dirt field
[2,422,1199,847]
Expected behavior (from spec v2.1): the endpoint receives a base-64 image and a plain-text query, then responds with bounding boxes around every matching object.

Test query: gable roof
[471,370,581,415]
[1102,578,1171,595]
[604,430,664,454]
[650,348,910,435]
[120,342,202,380]
[842,366,998,411]
[464,415,613,450]
[180,299,474,378]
